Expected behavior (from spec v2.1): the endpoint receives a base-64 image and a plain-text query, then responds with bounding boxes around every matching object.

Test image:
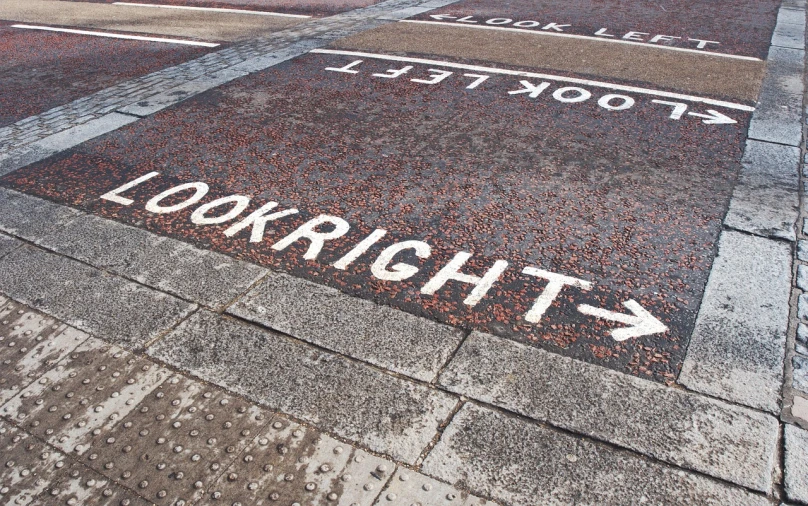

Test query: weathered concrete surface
[148,310,458,463]
[229,272,465,382]
[724,140,800,241]
[747,46,805,146]
[785,424,808,504]
[422,403,771,506]
[679,231,792,413]
[0,245,197,347]
[0,187,82,240]
[439,331,778,491]
[39,213,268,310]
[0,233,21,259]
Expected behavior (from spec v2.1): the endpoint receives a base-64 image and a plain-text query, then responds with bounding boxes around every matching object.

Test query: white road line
[112,2,311,18]
[399,20,762,62]
[11,24,220,47]
[311,49,756,111]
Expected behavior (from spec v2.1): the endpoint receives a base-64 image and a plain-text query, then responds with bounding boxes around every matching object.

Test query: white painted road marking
[311,50,755,112]
[402,19,760,61]
[112,2,312,18]
[11,24,220,47]
[578,300,669,341]
[99,173,671,341]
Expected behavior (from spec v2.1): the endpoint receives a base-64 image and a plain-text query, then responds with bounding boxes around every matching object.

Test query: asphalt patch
[1,52,752,382]
[0,20,213,128]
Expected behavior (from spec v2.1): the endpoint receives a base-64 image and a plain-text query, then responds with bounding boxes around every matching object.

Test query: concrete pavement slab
[724,140,801,241]
[438,331,779,491]
[0,234,21,259]
[0,187,83,240]
[38,213,268,310]
[772,7,806,49]
[229,272,465,382]
[747,46,805,147]
[422,403,771,506]
[0,245,197,347]
[785,424,808,504]
[148,310,458,463]
[680,231,792,413]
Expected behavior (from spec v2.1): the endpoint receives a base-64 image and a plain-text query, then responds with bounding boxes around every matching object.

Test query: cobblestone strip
[0,299,494,506]
[0,0,456,162]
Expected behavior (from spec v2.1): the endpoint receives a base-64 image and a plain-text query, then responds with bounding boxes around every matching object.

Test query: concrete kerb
[680,3,806,414]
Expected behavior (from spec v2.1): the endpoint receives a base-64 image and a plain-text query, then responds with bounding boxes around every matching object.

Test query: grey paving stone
[422,403,770,506]
[724,140,800,241]
[772,8,807,49]
[800,293,808,321]
[0,113,139,175]
[0,188,82,241]
[0,245,196,348]
[795,355,808,392]
[679,231,791,413]
[785,424,808,504]
[799,324,808,356]
[229,273,464,382]
[799,265,808,291]
[438,332,778,491]
[39,214,268,310]
[0,234,21,259]
[148,310,457,463]
[747,47,805,147]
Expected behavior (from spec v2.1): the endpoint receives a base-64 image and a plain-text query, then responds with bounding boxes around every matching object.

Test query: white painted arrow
[577,299,668,341]
[429,14,457,20]
[687,109,736,125]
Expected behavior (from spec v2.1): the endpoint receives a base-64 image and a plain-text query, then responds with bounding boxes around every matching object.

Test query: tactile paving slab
[376,468,495,506]
[83,375,272,506]
[1,338,169,454]
[0,300,88,404]
[202,418,392,505]
[0,420,151,506]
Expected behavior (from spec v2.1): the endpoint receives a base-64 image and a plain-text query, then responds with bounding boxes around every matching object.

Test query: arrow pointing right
[687,109,737,125]
[577,299,668,341]
[429,14,457,20]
